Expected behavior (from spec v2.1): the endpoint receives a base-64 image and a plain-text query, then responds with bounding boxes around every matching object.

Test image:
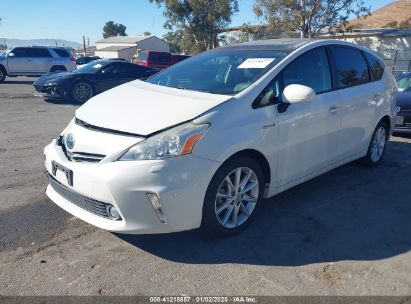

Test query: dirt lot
[0,77,411,296]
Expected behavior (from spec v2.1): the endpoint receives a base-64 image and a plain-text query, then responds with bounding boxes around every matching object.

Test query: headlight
[118,122,209,161]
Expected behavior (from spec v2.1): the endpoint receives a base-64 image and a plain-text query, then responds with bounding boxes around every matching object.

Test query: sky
[0,0,394,44]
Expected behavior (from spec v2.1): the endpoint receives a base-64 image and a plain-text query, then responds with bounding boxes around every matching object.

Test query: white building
[321,28,411,72]
[95,36,170,61]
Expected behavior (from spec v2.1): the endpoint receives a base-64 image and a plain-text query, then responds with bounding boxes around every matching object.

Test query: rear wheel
[0,66,6,83]
[362,120,389,166]
[201,156,264,236]
[71,81,94,104]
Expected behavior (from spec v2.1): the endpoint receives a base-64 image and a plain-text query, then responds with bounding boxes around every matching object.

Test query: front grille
[48,174,112,219]
[66,151,105,163]
[57,136,106,163]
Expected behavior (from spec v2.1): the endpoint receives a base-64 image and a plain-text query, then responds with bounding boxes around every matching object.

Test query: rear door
[328,46,376,158]
[276,46,343,186]
[28,48,53,73]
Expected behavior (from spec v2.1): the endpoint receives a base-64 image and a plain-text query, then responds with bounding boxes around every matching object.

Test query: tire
[71,81,94,104]
[0,66,6,83]
[50,66,66,73]
[201,156,265,236]
[361,120,389,167]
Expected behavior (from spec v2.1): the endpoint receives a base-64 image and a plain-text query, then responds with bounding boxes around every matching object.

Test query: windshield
[396,73,411,92]
[147,49,288,95]
[74,60,107,74]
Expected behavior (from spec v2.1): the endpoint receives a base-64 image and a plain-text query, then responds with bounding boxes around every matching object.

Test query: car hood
[35,71,74,84]
[396,91,411,110]
[75,80,231,136]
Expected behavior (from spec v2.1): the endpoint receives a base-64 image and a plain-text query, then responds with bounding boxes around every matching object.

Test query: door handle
[329,106,340,115]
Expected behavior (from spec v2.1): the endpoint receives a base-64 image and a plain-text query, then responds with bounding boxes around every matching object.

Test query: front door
[7,48,32,73]
[276,46,342,186]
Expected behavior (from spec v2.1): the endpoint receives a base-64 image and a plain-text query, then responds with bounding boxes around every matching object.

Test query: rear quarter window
[331,46,370,88]
[54,49,70,57]
[364,52,385,80]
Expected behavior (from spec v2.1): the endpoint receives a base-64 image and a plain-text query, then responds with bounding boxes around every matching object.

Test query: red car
[135,51,190,70]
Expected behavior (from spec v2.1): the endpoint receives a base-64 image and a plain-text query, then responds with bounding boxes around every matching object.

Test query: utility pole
[83,35,87,56]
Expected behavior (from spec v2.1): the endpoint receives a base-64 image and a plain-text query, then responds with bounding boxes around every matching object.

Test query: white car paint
[76,80,230,136]
[44,39,397,235]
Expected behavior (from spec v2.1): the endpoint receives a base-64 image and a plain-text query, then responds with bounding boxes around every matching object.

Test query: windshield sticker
[237,58,275,69]
[93,64,103,68]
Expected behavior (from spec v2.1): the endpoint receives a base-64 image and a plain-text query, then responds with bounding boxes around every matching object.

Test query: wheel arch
[50,65,67,72]
[221,149,271,187]
[0,64,8,75]
[380,115,391,133]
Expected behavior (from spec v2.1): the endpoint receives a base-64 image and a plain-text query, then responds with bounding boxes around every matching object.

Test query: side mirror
[8,52,15,57]
[282,84,316,104]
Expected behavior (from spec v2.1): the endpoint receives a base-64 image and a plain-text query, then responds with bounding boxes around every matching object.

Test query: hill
[349,0,411,29]
[0,38,82,49]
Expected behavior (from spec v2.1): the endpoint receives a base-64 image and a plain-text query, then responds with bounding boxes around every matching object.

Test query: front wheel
[71,81,94,104]
[0,66,6,83]
[362,120,389,166]
[201,156,264,236]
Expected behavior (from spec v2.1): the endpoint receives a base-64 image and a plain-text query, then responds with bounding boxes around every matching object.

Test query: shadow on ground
[43,98,79,106]
[117,140,411,266]
[4,80,36,85]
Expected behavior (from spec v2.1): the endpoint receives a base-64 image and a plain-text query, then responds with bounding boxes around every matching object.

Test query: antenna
[153,17,155,36]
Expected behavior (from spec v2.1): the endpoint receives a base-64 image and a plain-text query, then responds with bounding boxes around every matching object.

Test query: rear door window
[330,46,370,88]
[27,48,52,58]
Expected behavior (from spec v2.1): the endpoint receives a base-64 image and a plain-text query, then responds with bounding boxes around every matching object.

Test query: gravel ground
[0,77,411,296]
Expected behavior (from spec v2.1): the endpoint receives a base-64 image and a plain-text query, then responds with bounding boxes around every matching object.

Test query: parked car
[34,59,158,104]
[135,50,190,70]
[75,56,100,66]
[394,72,411,132]
[44,39,396,236]
[0,46,76,82]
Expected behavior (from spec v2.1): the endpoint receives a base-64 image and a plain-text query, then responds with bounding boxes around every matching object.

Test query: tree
[102,21,127,39]
[143,31,152,36]
[399,18,411,29]
[382,18,411,30]
[253,0,371,38]
[163,30,183,53]
[149,0,239,54]
[383,20,398,28]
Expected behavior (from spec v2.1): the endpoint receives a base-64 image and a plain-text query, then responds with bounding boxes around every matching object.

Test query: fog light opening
[107,205,121,220]
[147,193,167,224]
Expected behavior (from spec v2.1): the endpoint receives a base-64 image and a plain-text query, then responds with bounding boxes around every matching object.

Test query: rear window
[54,48,70,57]
[364,52,385,80]
[331,47,370,88]
[137,51,148,61]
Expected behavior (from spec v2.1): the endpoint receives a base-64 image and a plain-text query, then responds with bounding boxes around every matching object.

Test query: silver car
[0,46,77,82]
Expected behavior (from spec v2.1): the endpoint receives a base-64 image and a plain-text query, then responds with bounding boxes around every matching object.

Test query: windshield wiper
[176,86,212,93]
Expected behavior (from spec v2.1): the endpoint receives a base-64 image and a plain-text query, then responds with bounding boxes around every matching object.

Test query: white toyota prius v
[44,39,397,236]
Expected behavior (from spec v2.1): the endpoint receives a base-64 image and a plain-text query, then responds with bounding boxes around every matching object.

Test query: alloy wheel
[73,83,93,103]
[370,126,387,163]
[215,167,259,229]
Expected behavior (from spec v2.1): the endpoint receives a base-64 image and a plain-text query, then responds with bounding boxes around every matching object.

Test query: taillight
[70,57,76,63]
